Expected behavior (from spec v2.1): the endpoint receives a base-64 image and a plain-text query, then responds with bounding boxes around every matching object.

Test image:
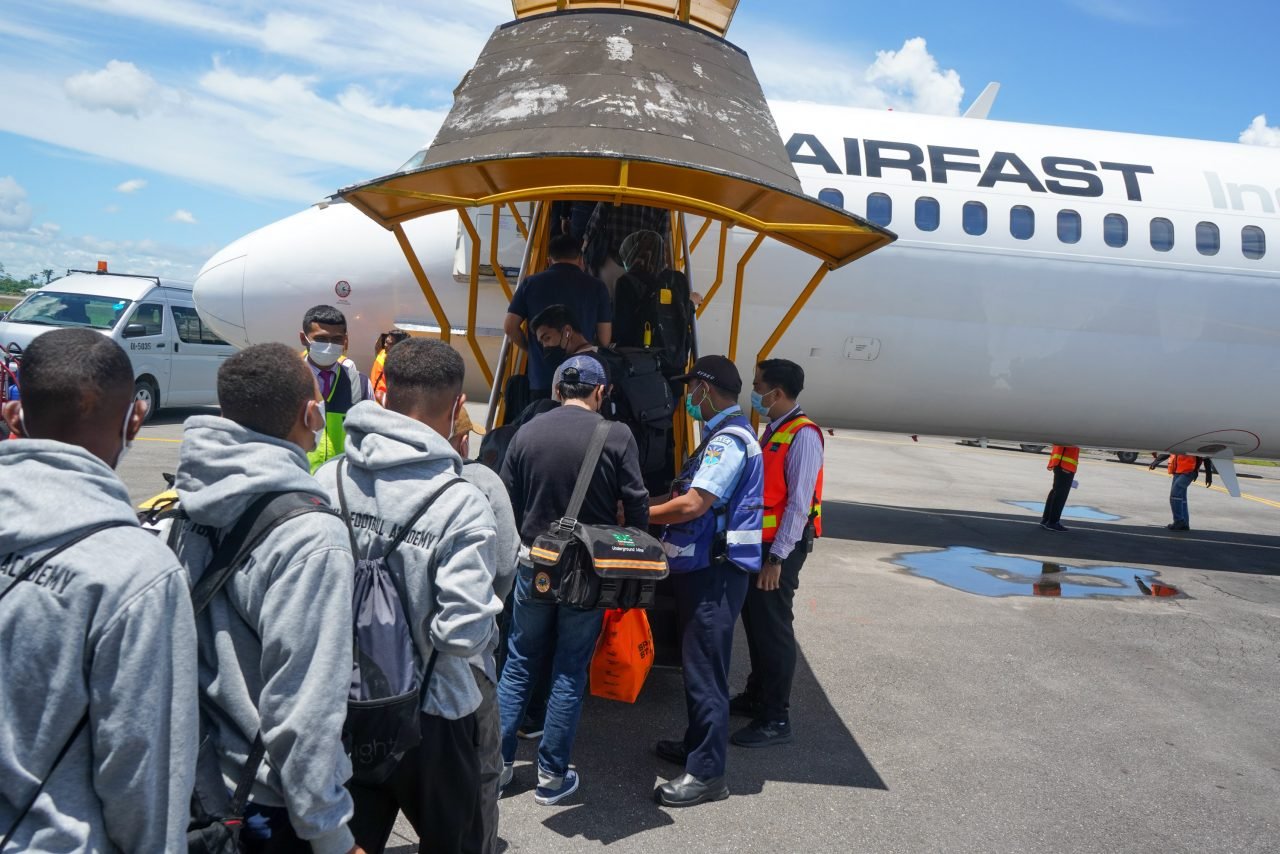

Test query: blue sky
[0,0,1276,280]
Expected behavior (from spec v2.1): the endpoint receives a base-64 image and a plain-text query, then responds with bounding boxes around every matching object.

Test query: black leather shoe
[1166,522,1190,531]
[729,692,761,717]
[654,739,688,766]
[654,773,729,807]
[731,719,793,748]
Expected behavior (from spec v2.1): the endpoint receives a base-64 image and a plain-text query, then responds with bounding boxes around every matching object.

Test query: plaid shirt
[583,203,671,259]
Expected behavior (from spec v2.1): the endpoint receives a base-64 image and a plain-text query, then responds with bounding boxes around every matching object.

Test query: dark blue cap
[557,353,608,387]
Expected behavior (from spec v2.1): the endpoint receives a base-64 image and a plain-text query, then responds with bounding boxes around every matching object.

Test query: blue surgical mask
[750,389,774,417]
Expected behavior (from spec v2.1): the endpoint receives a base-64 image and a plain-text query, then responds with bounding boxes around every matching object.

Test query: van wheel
[1019,444,1046,454]
[1116,451,1139,465]
[134,378,159,422]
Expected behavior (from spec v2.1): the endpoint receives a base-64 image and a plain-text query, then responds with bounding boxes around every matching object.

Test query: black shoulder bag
[529,420,669,610]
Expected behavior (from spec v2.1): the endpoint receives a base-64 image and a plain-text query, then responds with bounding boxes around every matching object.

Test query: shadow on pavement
[821,500,1280,576]
[518,637,885,847]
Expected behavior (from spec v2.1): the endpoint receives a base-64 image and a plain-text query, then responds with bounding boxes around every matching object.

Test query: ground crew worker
[1040,444,1079,532]
[299,304,369,472]
[730,358,823,749]
[1149,453,1208,531]
[370,329,409,405]
[650,355,764,808]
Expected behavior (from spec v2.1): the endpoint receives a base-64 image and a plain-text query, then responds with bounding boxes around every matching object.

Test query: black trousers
[1042,467,1074,525]
[348,711,483,854]
[671,561,749,780]
[740,544,807,723]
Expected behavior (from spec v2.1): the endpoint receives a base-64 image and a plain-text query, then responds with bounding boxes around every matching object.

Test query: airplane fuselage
[195,102,1280,457]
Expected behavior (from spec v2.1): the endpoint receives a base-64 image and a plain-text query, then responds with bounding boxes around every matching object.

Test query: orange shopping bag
[589,608,654,703]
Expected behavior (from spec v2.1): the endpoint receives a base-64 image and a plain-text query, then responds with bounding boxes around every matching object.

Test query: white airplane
[194,96,1280,470]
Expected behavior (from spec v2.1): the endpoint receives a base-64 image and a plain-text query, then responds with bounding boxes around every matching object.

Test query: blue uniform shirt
[690,406,749,532]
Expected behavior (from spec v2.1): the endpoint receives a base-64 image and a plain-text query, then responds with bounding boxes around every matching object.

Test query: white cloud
[865,38,964,116]
[116,178,147,193]
[0,224,215,282]
[745,33,965,116]
[169,209,198,224]
[0,177,35,231]
[64,60,159,117]
[1240,114,1280,148]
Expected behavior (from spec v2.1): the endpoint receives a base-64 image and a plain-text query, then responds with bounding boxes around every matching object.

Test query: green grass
[1237,458,1280,467]
[0,294,21,310]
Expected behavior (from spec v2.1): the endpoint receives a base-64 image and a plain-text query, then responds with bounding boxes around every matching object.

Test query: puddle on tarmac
[891,546,1184,599]
[1004,501,1122,521]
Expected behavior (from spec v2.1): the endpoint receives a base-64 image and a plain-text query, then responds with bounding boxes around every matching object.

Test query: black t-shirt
[500,405,649,544]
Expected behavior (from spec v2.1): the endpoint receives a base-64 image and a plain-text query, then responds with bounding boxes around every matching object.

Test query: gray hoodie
[0,439,197,853]
[314,401,502,720]
[168,416,356,854]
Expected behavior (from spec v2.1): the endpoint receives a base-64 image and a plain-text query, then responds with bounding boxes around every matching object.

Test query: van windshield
[5,291,132,330]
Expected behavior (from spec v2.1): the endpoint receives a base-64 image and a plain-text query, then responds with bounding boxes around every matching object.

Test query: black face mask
[543,332,570,368]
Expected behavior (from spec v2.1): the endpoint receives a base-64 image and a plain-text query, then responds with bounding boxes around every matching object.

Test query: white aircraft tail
[963,82,1001,119]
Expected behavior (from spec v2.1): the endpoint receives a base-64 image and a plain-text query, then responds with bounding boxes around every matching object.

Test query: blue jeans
[1170,473,1193,525]
[497,565,603,779]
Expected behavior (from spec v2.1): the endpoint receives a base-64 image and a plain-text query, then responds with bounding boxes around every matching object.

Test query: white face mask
[446,397,461,442]
[311,401,327,450]
[307,339,343,367]
[115,400,137,468]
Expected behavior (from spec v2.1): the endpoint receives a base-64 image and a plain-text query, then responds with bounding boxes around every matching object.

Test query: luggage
[336,461,465,786]
[613,268,694,377]
[528,421,669,610]
[589,608,655,703]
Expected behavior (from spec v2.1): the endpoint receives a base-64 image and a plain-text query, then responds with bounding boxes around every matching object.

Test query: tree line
[0,263,56,295]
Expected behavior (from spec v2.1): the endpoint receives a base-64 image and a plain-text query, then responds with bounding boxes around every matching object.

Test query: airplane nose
[194,250,250,347]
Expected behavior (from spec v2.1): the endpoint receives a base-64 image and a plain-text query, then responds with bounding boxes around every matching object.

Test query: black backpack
[336,460,465,786]
[593,347,677,495]
[613,268,694,378]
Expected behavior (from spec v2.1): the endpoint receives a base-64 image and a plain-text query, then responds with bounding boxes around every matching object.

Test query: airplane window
[1104,213,1128,248]
[1195,222,1220,256]
[962,201,987,235]
[1010,205,1034,240]
[1243,225,1266,260]
[1150,217,1174,252]
[1057,210,1082,244]
[915,197,940,232]
[866,192,892,227]
[818,188,845,209]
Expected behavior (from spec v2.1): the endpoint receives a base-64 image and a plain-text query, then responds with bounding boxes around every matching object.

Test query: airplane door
[120,300,172,410]
[168,302,233,407]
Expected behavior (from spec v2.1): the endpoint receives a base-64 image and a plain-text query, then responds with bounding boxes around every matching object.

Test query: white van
[0,268,235,420]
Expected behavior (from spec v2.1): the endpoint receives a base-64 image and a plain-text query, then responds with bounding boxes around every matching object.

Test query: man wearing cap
[649,355,764,807]
[497,354,649,806]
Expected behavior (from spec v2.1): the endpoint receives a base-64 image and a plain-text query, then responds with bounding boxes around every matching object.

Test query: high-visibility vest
[303,354,363,473]
[1048,445,1080,473]
[370,349,388,404]
[761,412,824,544]
[1168,454,1199,475]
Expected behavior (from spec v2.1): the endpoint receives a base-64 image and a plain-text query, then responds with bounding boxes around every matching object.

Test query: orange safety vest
[1168,454,1199,475]
[1048,445,1080,473]
[761,413,824,543]
[371,349,388,404]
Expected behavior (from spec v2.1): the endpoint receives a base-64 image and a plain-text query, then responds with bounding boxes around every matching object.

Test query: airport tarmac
[119,411,1280,853]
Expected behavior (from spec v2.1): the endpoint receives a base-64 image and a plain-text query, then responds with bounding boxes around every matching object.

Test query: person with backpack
[497,354,650,806]
[0,329,198,852]
[165,342,364,854]
[315,338,502,854]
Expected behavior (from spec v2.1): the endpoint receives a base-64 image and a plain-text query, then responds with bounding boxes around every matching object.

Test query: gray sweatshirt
[0,439,197,853]
[314,402,502,720]
[462,459,519,684]
[168,416,356,854]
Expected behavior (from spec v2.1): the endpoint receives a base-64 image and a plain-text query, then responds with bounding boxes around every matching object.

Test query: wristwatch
[766,553,783,566]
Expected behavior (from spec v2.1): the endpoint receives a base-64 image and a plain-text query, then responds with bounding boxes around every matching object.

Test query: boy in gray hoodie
[166,343,362,854]
[0,329,198,852]
[315,338,502,854]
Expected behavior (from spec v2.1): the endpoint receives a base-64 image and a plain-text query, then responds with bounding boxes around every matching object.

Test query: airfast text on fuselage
[785,134,1155,202]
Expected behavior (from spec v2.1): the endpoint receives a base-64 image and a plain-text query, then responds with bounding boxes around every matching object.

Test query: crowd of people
[0,203,827,853]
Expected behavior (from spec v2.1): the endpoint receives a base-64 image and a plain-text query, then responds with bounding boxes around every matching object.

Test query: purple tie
[320,369,333,398]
